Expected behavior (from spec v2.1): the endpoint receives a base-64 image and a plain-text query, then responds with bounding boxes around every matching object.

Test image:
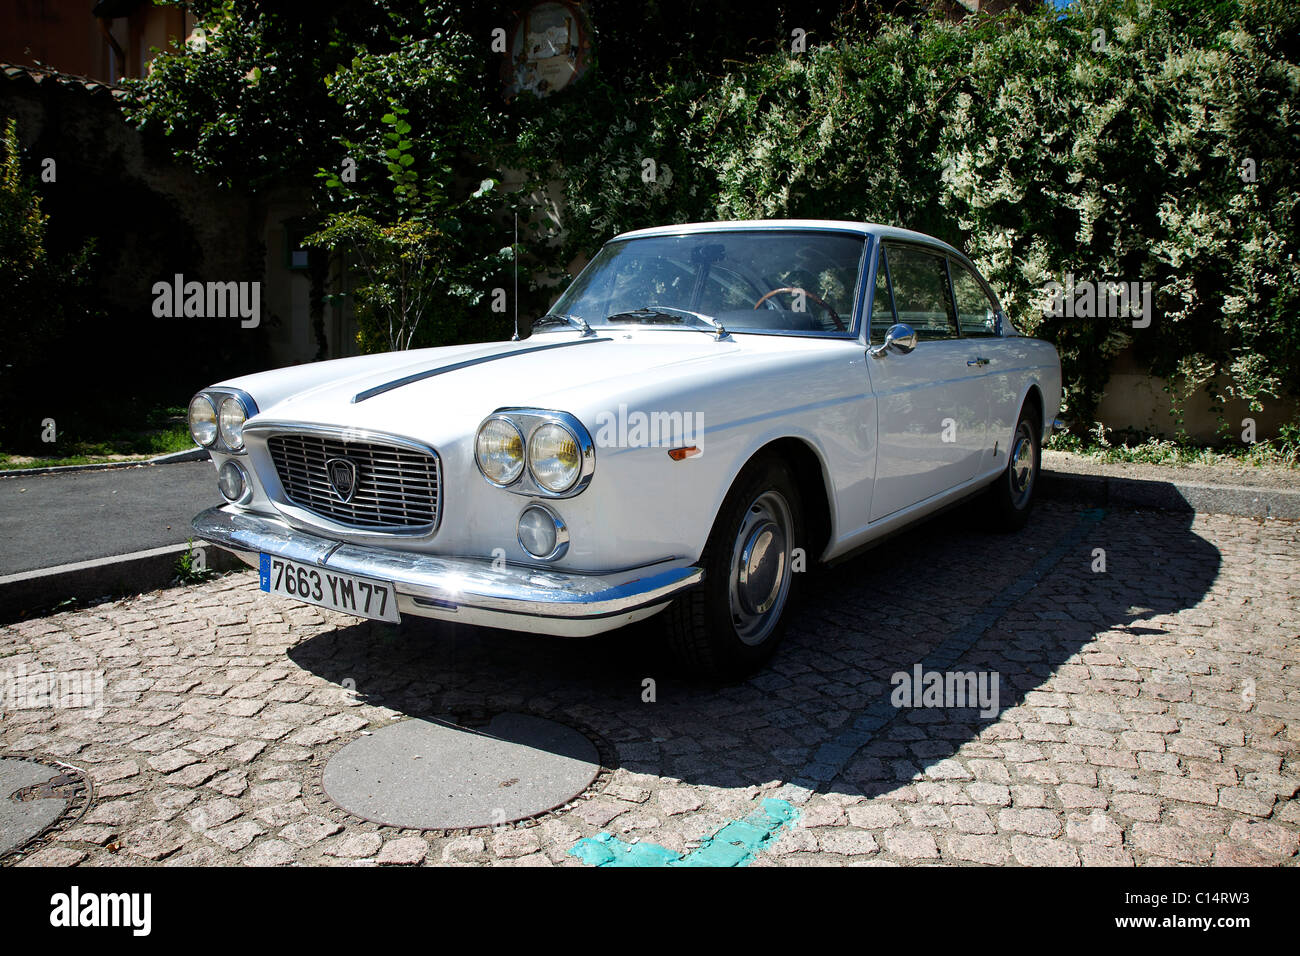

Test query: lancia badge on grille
[325,457,358,503]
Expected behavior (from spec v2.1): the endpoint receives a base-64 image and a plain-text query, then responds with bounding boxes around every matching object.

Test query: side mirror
[869,323,917,357]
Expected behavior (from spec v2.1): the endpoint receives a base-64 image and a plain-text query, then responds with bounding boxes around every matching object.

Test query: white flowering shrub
[532,0,1298,426]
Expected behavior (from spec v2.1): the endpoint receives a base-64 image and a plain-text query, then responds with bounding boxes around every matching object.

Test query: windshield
[542,230,867,336]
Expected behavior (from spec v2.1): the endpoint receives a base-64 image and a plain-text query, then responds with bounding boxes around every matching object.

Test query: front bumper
[192,506,703,637]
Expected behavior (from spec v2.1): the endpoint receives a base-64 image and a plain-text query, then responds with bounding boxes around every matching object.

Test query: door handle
[967,357,989,367]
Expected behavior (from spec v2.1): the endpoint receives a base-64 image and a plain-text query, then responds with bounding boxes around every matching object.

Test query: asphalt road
[0,461,223,575]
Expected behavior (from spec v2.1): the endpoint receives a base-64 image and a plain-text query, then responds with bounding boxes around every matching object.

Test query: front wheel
[664,457,804,678]
[986,404,1041,532]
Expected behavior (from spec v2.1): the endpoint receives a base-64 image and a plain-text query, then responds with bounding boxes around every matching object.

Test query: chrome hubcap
[728,491,793,646]
[1009,423,1036,509]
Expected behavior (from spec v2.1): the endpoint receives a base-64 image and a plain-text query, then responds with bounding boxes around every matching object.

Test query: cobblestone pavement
[1,502,1296,867]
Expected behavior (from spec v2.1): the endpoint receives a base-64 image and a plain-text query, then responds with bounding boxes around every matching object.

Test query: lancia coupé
[190,220,1061,676]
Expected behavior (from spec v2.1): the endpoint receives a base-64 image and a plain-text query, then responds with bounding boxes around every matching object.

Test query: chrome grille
[267,432,441,532]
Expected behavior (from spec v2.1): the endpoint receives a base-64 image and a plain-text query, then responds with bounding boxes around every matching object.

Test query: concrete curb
[1040,469,1300,520]
[148,447,209,465]
[0,541,245,624]
[0,447,207,479]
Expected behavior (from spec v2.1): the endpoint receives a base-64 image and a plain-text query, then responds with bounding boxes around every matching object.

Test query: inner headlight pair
[475,412,590,495]
[188,392,251,452]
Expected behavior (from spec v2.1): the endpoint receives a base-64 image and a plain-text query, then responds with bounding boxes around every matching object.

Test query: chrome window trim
[244,420,443,538]
[945,256,1005,340]
[877,239,962,342]
[863,240,897,347]
[570,228,871,340]
[565,325,860,341]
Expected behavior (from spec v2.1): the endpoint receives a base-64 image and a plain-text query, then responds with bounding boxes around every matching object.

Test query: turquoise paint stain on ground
[569,798,799,867]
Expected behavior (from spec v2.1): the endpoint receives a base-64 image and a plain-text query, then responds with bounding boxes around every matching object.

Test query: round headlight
[475,417,525,486]
[188,395,217,447]
[518,504,568,560]
[528,422,582,493]
[218,397,247,451]
[217,460,248,502]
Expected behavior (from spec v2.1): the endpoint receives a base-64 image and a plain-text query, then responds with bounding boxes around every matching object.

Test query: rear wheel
[665,457,804,678]
[987,403,1041,532]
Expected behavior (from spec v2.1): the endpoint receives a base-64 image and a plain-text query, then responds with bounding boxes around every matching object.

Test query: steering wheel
[753,287,845,331]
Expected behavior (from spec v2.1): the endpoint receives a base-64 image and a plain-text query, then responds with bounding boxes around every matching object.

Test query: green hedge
[518,0,1299,427]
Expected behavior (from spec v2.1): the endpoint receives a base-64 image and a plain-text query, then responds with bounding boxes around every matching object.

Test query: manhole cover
[322,713,601,830]
[0,757,90,860]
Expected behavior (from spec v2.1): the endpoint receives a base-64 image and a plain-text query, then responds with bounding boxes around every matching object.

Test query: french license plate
[259,555,400,622]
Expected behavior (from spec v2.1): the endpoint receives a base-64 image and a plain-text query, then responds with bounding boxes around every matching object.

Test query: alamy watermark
[1,664,106,718]
[152,274,260,328]
[891,664,1000,719]
[593,403,704,451]
[50,886,151,936]
[1042,274,1152,329]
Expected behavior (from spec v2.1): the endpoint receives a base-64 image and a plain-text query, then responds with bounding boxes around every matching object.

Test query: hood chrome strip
[352,337,612,403]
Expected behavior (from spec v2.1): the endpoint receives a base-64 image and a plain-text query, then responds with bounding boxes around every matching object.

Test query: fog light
[517,504,568,561]
[217,460,249,503]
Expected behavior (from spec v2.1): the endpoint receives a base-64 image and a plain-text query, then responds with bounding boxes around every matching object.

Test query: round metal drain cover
[1,757,89,859]
[322,714,601,830]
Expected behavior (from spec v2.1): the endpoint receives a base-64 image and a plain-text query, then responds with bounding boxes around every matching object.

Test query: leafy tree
[127,1,517,350]
[125,1,411,190]
[305,106,509,351]
[303,28,516,350]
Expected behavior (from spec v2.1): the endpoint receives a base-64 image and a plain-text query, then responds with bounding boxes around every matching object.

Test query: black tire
[664,456,804,678]
[987,402,1041,532]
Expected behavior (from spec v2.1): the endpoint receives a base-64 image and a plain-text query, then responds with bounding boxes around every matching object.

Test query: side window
[883,244,957,341]
[950,260,1000,337]
[870,249,895,340]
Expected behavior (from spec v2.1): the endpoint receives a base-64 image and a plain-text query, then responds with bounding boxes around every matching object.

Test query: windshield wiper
[605,307,729,340]
[533,313,594,336]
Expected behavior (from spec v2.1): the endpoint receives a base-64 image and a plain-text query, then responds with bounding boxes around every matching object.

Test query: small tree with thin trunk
[305,99,511,353]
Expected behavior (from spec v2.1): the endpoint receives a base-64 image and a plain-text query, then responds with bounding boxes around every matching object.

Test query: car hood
[223,331,789,441]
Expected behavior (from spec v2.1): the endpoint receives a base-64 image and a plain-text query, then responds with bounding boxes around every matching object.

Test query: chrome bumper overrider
[192,506,704,637]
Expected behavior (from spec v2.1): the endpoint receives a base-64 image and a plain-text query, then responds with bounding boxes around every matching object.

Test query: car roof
[612,219,967,259]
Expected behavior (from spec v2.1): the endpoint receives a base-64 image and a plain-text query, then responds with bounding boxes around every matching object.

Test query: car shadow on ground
[286,500,1222,799]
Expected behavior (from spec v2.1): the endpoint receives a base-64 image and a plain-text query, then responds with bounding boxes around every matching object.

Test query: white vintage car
[190,220,1061,676]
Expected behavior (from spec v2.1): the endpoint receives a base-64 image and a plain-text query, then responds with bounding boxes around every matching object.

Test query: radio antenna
[511,211,520,341]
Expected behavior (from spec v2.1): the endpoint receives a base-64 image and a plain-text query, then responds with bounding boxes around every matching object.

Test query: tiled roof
[0,62,130,101]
